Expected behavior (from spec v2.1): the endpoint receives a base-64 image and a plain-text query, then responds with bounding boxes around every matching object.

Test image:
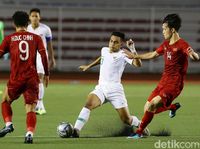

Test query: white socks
[36,83,45,110]
[131,116,140,127]
[26,131,33,137]
[38,83,44,100]
[74,107,91,131]
[6,122,12,127]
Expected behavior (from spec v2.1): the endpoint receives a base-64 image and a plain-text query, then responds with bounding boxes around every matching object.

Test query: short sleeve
[156,42,165,55]
[181,40,190,55]
[45,26,52,42]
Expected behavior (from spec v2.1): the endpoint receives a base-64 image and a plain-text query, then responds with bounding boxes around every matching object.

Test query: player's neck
[169,32,180,45]
[16,27,27,32]
[32,23,39,29]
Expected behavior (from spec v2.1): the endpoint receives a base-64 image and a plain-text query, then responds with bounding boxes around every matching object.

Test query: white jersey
[27,23,52,50]
[27,23,52,74]
[98,47,133,84]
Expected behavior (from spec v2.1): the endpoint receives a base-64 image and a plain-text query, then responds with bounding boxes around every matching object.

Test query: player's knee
[146,102,155,112]
[85,94,101,110]
[25,104,36,113]
[85,99,97,110]
[2,95,11,104]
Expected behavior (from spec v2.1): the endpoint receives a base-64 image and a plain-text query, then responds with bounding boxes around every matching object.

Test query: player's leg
[36,53,46,115]
[129,95,163,139]
[0,87,15,137]
[155,102,181,116]
[35,73,46,115]
[23,77,39,144]
[154,87,181,117]
[73,93,102,137]
[24,103,37,144]
[116,107,140,127]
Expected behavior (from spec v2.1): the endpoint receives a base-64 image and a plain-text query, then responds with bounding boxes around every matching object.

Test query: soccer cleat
[169,103,181,118]
[35,109,46,115]
[24,134,33,144]
[0,124,14,137]
[127,133,143,139]
[143,127,150,136]
[136,121,150,136]
[71,128,80,138]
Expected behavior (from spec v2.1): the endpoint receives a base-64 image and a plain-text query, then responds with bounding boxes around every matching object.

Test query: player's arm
[124,49,159,60]
[0,37,8,58]
[132,53,142,67]
[39,49,49,87]
[188,48,199,61]
[0,50,3,57]
[38,37,49,87]
[79,56,101,71]
[47,40,56,69]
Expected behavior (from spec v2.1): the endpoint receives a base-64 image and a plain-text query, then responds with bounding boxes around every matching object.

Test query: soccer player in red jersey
[124,14,199,139]
[0,11,49,143]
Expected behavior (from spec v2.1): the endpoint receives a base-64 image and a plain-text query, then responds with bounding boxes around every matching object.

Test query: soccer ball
[57,122,74,138]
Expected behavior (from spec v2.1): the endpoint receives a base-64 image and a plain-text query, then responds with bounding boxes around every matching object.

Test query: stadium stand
[0,3,199,73]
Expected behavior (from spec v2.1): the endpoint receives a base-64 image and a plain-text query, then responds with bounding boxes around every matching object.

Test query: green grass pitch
[0,81,199,149]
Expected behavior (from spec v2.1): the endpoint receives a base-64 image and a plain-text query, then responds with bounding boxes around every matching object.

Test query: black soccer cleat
[24,134,33,144]
[169,103,181,118]
[71,128,80,138]
[0,124,14,137]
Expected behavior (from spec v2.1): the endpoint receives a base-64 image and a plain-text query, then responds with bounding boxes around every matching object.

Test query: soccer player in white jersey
[72,32,149,137]
[27,8,56,115]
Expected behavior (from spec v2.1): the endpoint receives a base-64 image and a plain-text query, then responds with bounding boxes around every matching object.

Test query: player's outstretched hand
[126,39,136,53]
[188,48,199,61]
[44,75,49,87]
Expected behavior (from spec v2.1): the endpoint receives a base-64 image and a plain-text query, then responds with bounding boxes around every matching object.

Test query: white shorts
[36,51,48,74]
[90,83,128,109]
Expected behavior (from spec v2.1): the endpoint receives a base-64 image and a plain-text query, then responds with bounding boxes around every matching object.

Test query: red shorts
[148,84,182,108]
[7,76,39,104]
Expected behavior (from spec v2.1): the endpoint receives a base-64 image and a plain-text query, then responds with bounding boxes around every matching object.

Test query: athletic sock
[74,107,91,131]
[38,83,45,110]
[155,104,177,114]
[5,122,13,127]
[25,131,33,137]
[1,100,12,123]
[169,104,177,110]
[131,116,140,127]
[137,111,154,134]
[39,100,45,111]
[26,112,36,133]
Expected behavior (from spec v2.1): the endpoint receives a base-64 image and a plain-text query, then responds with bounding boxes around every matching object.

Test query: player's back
[5,31,42,81]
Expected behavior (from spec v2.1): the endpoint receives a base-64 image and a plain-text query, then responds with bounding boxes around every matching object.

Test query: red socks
[1,100,12,123]
[2,100,36,134]
[155,104,177,114]
[26,112,37,132]
[137,111,154,134]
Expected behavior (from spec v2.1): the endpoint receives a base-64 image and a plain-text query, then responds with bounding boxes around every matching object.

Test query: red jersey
[0,31,49,82]
[156,39,190,89]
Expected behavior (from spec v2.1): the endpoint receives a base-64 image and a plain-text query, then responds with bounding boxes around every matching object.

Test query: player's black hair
[12,11,29,27]
[163,14,181,32]
[30,8,41,14]
[111,32,125,41]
